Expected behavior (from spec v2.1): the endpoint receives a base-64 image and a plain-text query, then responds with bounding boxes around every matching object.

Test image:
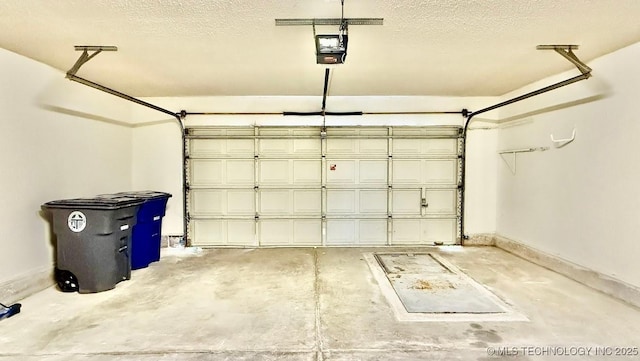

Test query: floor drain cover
[366,252,528,322]
[376,253,504,313]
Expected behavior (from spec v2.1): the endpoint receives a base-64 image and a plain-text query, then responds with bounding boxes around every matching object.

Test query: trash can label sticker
[67,211,87,233]
[120,224,129,231]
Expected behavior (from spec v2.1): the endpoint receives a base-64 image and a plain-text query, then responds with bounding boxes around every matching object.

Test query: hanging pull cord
[339,0,348,45]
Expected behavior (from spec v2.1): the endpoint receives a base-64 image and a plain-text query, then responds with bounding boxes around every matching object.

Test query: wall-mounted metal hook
[550,128,576,148]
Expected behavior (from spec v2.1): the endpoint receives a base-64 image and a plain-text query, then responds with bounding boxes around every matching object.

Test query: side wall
[0,49,133,301]
[496,42,640,288]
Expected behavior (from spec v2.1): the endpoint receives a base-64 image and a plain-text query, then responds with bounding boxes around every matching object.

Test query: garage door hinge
[255,214,260,220]
[388,214,393,219]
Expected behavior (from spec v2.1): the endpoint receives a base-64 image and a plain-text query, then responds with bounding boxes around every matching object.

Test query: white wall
[465,122,498,235]
[131,95,501,237]
[496,42,640,288]
[0,48,133,288]
[131,121,184,235]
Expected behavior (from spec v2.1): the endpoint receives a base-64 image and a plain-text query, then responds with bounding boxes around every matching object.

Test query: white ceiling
[1,1,639,97]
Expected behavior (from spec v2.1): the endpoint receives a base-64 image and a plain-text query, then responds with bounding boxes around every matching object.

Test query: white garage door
[186,126,461,247]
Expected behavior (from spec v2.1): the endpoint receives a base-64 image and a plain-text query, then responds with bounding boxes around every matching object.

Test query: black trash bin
[43,196,144,293]
[99,191,172,270]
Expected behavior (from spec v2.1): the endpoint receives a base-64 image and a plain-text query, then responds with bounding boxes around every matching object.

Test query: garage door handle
[421,198,428,207]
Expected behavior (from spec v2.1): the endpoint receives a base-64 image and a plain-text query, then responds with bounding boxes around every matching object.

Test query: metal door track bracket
[537,45,592,76]
[67,46,118,77]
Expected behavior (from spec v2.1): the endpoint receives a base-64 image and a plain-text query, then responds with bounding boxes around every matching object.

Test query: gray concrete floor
[1,246,639,361]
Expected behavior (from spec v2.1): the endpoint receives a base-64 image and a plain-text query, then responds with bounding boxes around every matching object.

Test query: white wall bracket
[550,128,576,148]
[498,147,549,174]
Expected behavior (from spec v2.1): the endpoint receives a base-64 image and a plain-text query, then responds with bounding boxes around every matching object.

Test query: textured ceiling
[1,0,639,97]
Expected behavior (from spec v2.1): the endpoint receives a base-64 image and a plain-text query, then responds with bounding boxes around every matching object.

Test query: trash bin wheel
[55,269,79,292]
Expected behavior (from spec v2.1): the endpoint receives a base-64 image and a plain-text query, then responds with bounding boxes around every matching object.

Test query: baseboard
[463,233,496,246]
[0,266,54,303]
[494,234,640,309]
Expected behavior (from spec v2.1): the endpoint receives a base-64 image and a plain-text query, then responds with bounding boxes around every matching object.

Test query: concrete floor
[1,246,639,361]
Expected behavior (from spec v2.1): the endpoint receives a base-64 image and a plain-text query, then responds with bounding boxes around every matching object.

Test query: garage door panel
[258,220,291,245]
[393,159,458,185]
[327,138,388,156]
[293,190,321,214]
[191,220,256,246]
[326,189,386,215]
[190,139,254,157]
[190,189,224,216]
[259,160,289,184]
[226,140,255,155]
[392,160,422,185]
[359,220,388,244]
[259,220,321,246]
[294,220,322,245]
[392,189,421,215]
[326,219,387,245]
[259,190,321,215]
[392,219,421,244]
[423,219,457,243]
[259,139,289,155]
[424,159,458,184]
[258,190,289,214]
[190,159,223,186]
[326,160,387,185]
[392,219,456,245]
[326,139,356,154]
[190,159,254,186]
[359,139,388,154]
[326,160,355,184]
[227,190,255,215]
[425,189,457,215]
[326,220,356,245]
[190,189,254,216]
[392,138,457,155]
[326,190,356,214]
[187,126,460,247]
[227,220,257,245]
[293,139,321,155]
[190,139,224,157]
[258,159,320,185]
[359,190,387,214]
[359,160,387,184]
[293,160,321,184]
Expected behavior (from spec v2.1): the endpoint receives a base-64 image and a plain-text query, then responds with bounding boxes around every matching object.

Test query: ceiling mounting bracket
[275,18,383,26]
[536,45,592,77]
[66,45,118,78]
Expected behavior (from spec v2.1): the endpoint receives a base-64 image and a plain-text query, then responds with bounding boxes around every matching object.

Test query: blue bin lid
[43,196,144,210]
[109,191,172,200]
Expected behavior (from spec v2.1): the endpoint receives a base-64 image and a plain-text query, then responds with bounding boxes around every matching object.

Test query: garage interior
[1,1,640,360]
